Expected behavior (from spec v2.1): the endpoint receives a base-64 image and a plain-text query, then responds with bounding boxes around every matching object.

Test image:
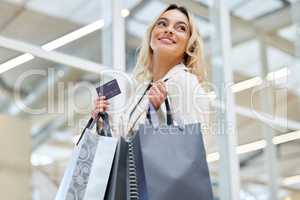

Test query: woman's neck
[151,53,181,81]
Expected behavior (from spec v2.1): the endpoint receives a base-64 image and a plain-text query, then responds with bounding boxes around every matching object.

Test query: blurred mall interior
[0,0,299,199]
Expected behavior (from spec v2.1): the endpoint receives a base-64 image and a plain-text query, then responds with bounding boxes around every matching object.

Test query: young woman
[92,4,211,140]
[92,4,213,199]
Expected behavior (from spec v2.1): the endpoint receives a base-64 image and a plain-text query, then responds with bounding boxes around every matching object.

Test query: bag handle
[128,83,152,120]
[128,78,182,132]
[129,78,169,120]
[76,112,112,146]
[147,97,185,129]
[146,98,173,127]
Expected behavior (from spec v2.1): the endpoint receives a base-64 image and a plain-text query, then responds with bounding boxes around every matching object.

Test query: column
[209,1,240,200]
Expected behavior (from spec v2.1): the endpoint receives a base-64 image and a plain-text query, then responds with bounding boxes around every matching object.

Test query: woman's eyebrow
[157,17,168,22]
[176,21,188,27]
[158,17,188,27]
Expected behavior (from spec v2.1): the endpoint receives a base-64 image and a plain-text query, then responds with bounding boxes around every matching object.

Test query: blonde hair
[133,4,207,83]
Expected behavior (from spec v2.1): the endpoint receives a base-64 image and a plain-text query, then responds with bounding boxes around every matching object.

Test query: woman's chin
[155,46,177,55]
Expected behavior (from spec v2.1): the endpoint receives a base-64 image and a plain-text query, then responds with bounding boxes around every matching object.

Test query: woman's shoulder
[166,64,196,82]
[166,66,211,98]
[176,69,198,82]
[167,67,201,90]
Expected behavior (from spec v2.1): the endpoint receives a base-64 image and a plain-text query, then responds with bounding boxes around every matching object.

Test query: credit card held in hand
[96,79,121,99]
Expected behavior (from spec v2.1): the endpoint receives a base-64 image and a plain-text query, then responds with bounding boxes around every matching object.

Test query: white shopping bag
[55,113,118,200]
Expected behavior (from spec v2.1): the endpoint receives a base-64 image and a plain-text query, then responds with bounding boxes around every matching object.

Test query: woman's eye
[157,21,167,27]
[177,25,187,32]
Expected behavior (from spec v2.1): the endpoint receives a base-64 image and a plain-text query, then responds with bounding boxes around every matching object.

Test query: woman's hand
[91,96,109,119]
[148,81,167,110]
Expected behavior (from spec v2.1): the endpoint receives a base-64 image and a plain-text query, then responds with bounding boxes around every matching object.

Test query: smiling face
[150,9,191,60]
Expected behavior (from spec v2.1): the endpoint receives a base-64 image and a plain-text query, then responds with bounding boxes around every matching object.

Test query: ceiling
[0,0,299,198]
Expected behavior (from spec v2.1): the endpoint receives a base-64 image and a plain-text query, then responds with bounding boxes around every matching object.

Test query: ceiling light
[231,67,290,93]
[266,67,290,81]
[273,130,300,145]
[232,77,263,93]
[42,19,104,51]
[121,9,130,18]
[282,175,300,186]
[207,129,300,163]
[0,53,34,74]
[207,152,220,163]
[0,19,104,74]
[237,140,266,154]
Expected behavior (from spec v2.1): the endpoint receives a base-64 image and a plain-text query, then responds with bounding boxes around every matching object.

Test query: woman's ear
[188,43,196,53]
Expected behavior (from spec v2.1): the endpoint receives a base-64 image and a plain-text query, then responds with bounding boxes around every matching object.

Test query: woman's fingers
[93,96,110,116]
[95,100,109,107]
[149,94,159,109]
[156,81,166,94]
[149,87,160,100]
[151,82,166,99]
[95,96,109,105]
[148,81,167,109]
[153,81,167,96]
[95,102,109,110]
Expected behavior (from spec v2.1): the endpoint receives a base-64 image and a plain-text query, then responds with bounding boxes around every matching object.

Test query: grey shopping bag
[131,100,214,200]
[55,112,118,200]
[104,136,128,200]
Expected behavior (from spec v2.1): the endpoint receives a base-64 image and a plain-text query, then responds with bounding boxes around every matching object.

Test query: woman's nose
[164,27,173,34]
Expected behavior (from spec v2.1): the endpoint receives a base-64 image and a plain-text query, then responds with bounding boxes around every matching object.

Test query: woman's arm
[91,96,110,134]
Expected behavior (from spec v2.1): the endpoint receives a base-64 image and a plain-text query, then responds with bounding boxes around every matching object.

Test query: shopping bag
[131,100,214,200]
[55,112,118,200]
[104,136,128,200]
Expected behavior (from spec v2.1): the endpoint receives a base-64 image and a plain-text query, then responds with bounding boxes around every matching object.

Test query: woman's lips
[158,37,176,45]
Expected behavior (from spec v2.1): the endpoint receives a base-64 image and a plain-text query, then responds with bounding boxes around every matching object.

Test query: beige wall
[0,115,31,200]
[289,192,300,200]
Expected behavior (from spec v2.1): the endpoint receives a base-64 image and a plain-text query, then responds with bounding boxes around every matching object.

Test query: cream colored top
[118,63,212,138]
